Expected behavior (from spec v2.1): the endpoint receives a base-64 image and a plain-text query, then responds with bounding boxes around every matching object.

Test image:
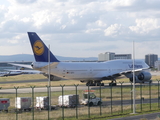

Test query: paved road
[103,98,160,106]
[109,112,160,120]
[0,85,103,94]
[0,79,48,84]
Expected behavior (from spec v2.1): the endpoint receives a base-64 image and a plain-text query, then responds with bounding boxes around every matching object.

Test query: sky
[0,0,160,59]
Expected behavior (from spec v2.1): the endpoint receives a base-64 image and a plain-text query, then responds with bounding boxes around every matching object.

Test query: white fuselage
[32,59,149,81]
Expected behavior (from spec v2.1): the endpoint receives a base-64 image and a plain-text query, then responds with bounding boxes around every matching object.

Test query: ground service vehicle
[0,98,10,112]
[58,95,79,108]
[81,92,102,106]
[15,97,32,111]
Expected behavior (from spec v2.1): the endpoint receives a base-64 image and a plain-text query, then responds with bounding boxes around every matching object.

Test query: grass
[0,80,84,89]
[5,103,160,120]
[0,74,86,89]
[0,74,46,82]
[1,103,160,120]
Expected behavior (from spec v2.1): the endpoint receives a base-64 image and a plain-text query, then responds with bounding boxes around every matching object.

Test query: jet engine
[129,71,152,83]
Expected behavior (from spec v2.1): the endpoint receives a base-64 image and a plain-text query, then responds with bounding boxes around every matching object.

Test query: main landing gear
[109,80,117,86]
[86,81,104,86]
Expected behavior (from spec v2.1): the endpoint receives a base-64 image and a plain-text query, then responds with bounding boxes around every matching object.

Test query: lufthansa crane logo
[33,40,44,55]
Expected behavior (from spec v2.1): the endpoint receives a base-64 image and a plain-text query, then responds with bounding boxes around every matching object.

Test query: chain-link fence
[0,81,160,120]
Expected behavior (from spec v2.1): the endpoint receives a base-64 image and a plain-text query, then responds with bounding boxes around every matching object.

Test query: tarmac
[109,112,160,120]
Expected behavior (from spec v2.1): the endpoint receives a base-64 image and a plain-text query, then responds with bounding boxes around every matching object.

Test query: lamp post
[132,41,136,114]
[48,45,51,111]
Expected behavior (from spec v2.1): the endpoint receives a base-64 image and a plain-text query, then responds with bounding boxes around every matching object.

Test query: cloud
[7,39,18,44]
[129,18,160,35]
[113,0,160,11]
[104,24,128,37]
[0,5,8,21]
[15,0,37,4]
[0,0,160,58]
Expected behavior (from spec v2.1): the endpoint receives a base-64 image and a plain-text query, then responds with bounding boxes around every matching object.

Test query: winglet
[27,32,59,62]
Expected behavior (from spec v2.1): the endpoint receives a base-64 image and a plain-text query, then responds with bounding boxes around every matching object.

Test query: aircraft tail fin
[27,32,59,62]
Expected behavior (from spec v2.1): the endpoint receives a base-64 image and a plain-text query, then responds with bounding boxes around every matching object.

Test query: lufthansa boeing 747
[14,32,152,86]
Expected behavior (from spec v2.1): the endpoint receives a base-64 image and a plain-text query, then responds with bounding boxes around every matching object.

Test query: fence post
[87,84,90,118]
[30,86,35,120]
[130,82,133,112]
[14,86,19,120]
[110,84,113,115]
[149,82,151,111]
[140,83,143,112]
[46,85,51,120]
[74,84,79,119]
[60,85,65,120]
[157,80,160,109]
[99,84,102,116]
[119,82,124,114]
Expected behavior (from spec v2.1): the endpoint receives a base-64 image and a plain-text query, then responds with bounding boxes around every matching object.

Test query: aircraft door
[89,67,92,76]
[107,65,111,74]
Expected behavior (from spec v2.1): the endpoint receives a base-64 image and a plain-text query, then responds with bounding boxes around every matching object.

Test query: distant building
[98,52,131,61]
[104,52,115,61]
[114,54,131,60]
[98,52,114,61]
[98,53,105,61]
[145,54,158,68]
[155,61,160,70]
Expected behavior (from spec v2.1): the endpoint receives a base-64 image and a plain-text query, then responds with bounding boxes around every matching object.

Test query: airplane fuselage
[32,59,149,81]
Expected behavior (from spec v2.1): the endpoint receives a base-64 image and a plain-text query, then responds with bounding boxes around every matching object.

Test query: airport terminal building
[98,52,132,61]
[145,54,158,68]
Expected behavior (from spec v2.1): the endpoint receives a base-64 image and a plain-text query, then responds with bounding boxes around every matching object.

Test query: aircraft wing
[102,67,150,80]
[120,67,149,74]
[4,69,42,74]
[8,63,33,69]
[101,73,121,80]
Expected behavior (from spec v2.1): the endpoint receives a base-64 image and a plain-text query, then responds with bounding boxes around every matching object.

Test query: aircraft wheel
[109,83,117,86]
[97,101,102,106]
[86,81,94,86]
[89,102,93,106]
[101,83,104,86]
[96,81,103,86]
[50,75,54,81]
[86,82,90,86]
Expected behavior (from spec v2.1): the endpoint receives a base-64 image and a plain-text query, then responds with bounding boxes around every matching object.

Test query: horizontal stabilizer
[8,63,33,69]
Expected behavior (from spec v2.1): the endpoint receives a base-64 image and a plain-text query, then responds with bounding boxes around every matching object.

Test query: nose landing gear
[86,81,104,86]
